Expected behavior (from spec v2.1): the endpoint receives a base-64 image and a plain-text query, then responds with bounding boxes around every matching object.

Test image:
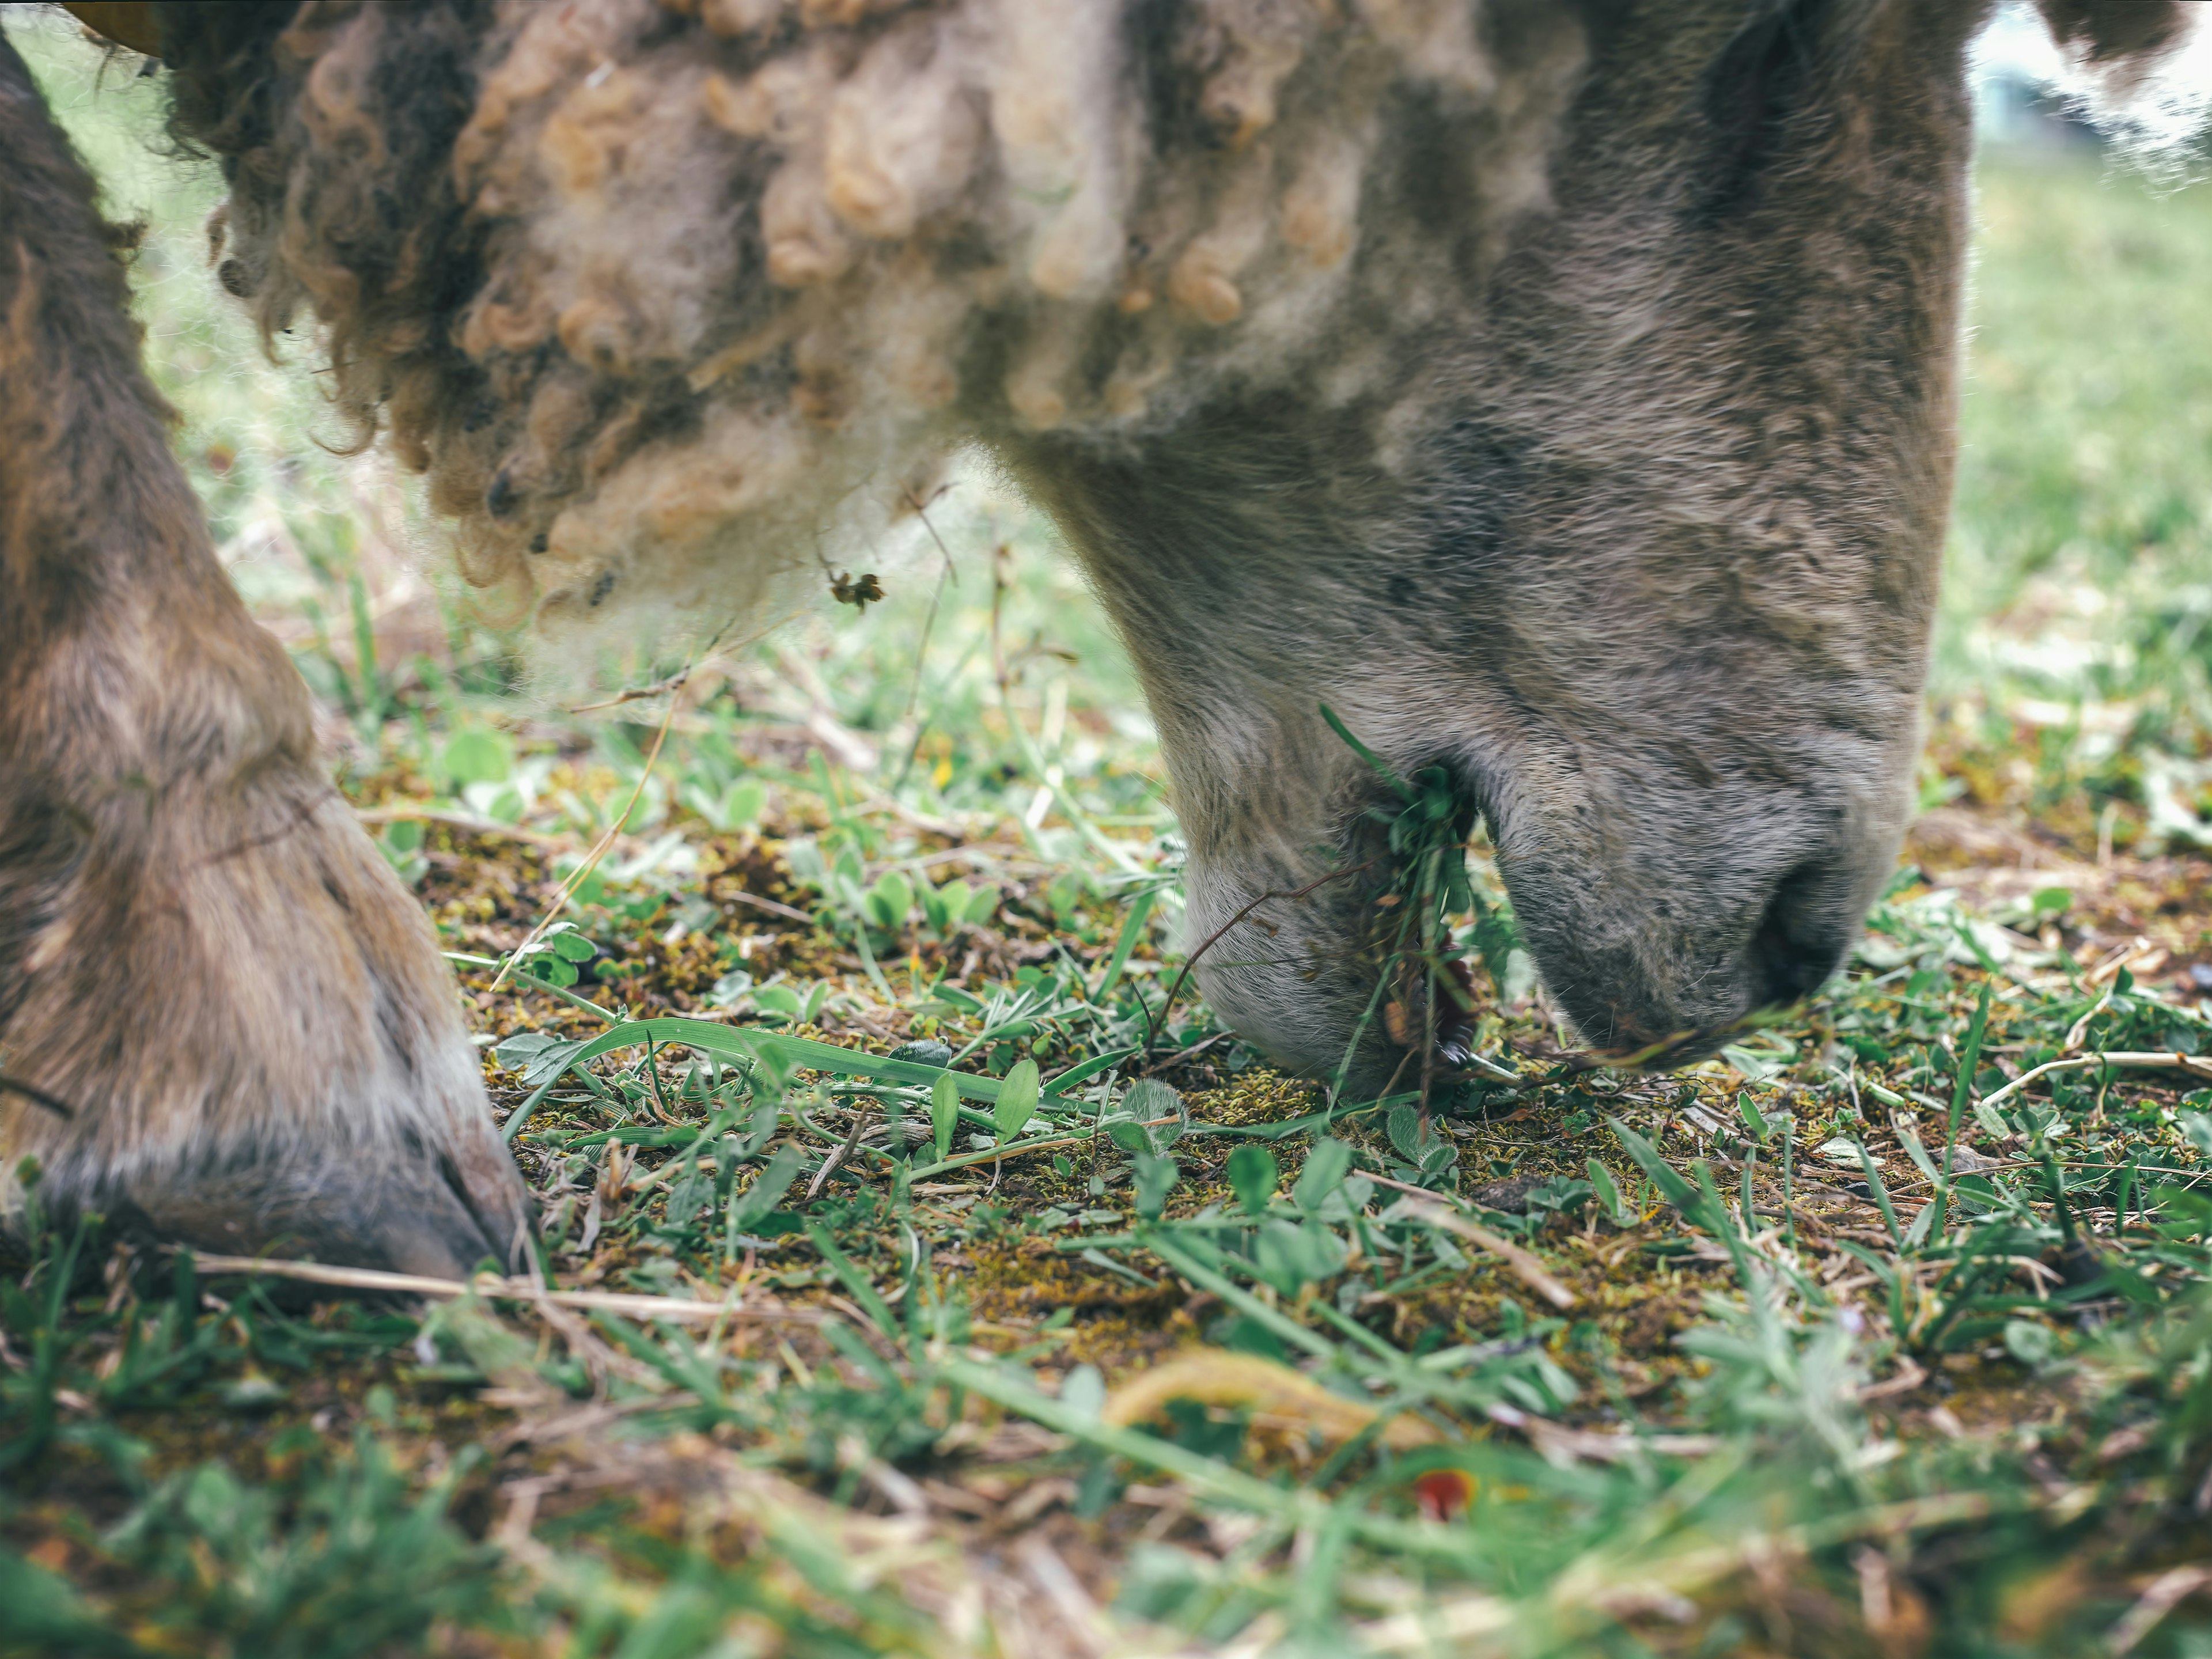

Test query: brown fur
[0,29,525,1273]
[2,0,2197,1267]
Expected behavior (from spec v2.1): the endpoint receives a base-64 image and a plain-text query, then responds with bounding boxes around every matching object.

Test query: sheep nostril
[1749,863,1849,1007]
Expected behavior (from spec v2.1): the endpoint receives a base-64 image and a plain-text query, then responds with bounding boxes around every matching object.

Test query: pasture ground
[5,20,2212,1657]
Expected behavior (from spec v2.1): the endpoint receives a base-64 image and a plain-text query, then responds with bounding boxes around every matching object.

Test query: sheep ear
[1699,0,1836,217]
[2036,0,2191,69]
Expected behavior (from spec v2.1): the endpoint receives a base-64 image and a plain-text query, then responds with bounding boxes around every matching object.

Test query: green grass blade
[512,1016,1007,1108]
[1043,1047,1140,1099]
[1853,1141,1904,1251]
[1935,981,1993,1237]
[1318,702,1412,801]
[1091,889,1156,1002]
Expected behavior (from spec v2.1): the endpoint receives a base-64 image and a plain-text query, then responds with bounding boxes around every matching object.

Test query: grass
[6,18,2212,1656]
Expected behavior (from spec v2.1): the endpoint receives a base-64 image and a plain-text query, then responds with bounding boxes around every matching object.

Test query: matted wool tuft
[161,0,1585,657]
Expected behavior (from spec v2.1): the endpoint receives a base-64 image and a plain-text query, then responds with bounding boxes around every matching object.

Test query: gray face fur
[1011,0,1976,1081]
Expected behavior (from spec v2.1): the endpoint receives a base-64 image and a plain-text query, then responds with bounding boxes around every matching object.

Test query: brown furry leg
[0,30,527,1278]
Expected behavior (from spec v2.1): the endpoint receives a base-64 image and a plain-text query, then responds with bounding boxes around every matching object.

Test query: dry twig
[1385,1191,1580,1310]
[1980,1051,2212,1113]
[185,1253,825,1327]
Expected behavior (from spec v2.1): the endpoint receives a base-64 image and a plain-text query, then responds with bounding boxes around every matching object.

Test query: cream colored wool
[188,0,1586,661]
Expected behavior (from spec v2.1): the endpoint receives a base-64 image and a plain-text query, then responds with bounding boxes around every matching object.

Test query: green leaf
[753,983,803,1020]
[524,954,579,988]
[1226,1145,1278,1217]
[1386,1104,1424,1164]
[1736,1091,1770,1145]
[1901,1198,1936,1250]
[964,884,1001,926]
[1471,895,1522,996]
[1293,1139,1353,1214]
[1950,980,1993,1136]
[1061,1363,1106,1420]
[0,1545,118,1653]
[1933,980,1994,1235]
[1852,1141,1904,1249]
[995,1059,1041,1142]
[1133,1152,1178,1219]
[665,1164,715,1224]
[1607,1119,1700,1214]
[493,1031,560,1067]
[1252,1216,1344,1296]
[1722,1044,1786,1084]
[502,1016,1011,1147]
[1586,1158,1627,1225]
[2180,1111,2212,1160]
[717,777,766,830]
[925,879,967,934]
[607,1583,722,1659]
[729,1144,808,1234]
[546,928,597,963]
[1894,1120,1941,1185]
[868,870,914,929]
[931,1072,960,1164]
[438,727,512,789]
[2003,1318,2056,1369]
[495,1033,586,1088]
[1092,888,1157,1000]
[782,838,828,890]
[1122,1078,1186,1152]
[807,1222,900,1335]
[1442,857,1475,915]
[1105,1119,1150,1153]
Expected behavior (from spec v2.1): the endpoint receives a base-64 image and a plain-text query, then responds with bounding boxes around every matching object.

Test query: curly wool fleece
[161,0,1584,649]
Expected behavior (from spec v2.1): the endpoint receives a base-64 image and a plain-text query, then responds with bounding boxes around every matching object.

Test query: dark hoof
[173,1149,522,1280]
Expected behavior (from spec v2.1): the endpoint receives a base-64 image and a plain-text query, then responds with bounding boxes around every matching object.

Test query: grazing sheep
[0,0,2195,1274]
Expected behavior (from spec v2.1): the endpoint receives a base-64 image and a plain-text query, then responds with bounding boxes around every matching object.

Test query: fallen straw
[185,1253,824,1326]
[1386,1193,1581,1310]
[1101,1349,1442,1449]
[1977,1050,2212,1114]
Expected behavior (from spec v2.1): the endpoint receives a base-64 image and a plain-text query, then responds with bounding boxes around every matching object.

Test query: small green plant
[509,921,598,988]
